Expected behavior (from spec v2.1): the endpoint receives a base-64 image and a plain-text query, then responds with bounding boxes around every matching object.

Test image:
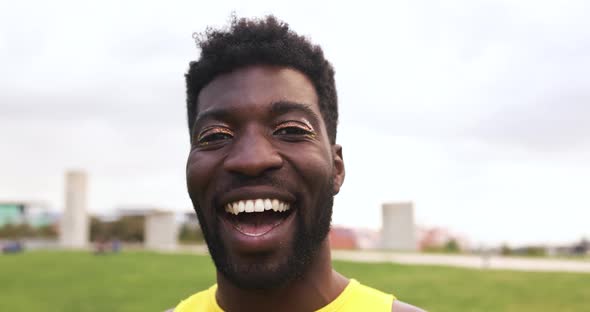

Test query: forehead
[197,65,319,116]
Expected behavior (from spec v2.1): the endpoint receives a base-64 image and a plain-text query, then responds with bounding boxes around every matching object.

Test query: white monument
[60,170,89,248]
[381,202,416,251]
[145,211,178,251]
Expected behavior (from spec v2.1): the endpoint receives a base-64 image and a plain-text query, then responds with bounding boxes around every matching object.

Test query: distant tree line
[178,223,204,243]
[0,224,57,239]
[422,238,462,253]
[90,216,204,243]
[0,216,212,244]
[500,244,547,257]
[501,238,589,257]
[90,216,144,242]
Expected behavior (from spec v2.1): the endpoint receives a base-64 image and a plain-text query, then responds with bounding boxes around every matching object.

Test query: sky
[1,0,589,246]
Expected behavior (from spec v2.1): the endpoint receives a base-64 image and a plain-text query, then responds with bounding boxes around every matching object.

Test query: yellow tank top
[174,279,396,311]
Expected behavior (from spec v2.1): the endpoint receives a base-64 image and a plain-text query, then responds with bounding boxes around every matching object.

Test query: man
[174,15,425,312]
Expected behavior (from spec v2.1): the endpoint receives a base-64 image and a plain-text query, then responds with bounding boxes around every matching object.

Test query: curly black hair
[185,15,339,143]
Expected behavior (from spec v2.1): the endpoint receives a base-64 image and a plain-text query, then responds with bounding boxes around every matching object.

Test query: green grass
[1,251,589,311]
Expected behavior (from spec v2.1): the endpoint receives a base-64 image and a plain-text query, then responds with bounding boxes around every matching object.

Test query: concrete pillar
[60,170,89,249]
[145,211,177,251]
[381,202,416,251]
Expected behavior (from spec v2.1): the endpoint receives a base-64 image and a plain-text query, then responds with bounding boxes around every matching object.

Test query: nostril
[224,140,283,177]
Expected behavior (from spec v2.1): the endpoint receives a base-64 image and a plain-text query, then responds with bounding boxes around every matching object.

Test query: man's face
[186,65,344,289]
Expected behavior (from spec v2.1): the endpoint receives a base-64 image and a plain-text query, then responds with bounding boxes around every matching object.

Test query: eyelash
[195,122,316,147]
[273,122,316,139]
[196,127,233,146]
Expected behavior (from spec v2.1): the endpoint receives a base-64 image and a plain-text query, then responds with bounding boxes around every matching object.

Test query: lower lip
[219,211,296,253]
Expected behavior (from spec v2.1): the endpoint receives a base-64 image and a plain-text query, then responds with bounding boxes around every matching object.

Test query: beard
[193,180,334,290]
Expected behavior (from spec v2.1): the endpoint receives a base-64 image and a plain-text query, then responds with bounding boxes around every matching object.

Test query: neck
[215,240,349,312]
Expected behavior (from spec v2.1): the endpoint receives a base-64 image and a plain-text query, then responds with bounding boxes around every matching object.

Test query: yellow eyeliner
[275,121,317,138]
[197,127,234,144]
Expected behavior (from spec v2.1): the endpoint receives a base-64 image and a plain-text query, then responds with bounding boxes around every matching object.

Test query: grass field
[1,251,589,312]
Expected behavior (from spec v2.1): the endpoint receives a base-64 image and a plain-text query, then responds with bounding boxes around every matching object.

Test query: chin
[220,257,299,290]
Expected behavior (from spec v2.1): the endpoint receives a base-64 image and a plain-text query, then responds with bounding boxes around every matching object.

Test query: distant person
[171,16,425,311]
[111,238,121,253]
[2,240,23,254]
[93,237,107,255]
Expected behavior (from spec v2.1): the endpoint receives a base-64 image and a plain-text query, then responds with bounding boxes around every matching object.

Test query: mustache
[213,174,292,202]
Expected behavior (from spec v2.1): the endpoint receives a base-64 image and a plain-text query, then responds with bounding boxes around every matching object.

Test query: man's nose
[223,130,283,177]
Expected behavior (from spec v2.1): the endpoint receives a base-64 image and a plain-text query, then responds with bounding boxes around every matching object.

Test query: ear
[331,144,345,195]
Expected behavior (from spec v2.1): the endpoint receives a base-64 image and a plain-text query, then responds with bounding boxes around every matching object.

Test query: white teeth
[264,199,272,210]
[224,198,291,214]
[254,199,264,212]
[245,200,254,212]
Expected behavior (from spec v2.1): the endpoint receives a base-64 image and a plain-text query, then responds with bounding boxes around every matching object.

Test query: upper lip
[218,186,296,210]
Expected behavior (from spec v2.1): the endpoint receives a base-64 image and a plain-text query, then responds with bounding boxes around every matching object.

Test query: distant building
[145,211,178,250]
[329,226,358,249]
[353,228,381,249]
[380,202,417,251]
[546,238,590,257]
[109,207,182,248]
[417,226,469,251]
[0,201,54,228]
[0,202,24,226]
[60,170,89,249]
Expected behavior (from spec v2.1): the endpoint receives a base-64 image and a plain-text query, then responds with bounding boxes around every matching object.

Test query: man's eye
[197,130,233,146]
[274,126,311,136]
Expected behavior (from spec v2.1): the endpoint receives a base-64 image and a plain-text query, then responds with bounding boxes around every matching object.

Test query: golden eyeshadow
[275,121,315,132]
[274,121,317,139]
[197,127,233,142]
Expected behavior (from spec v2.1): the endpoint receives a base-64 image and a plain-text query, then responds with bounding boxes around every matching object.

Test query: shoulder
[167,285,217,312]
[354,280,426,311]
[392,300,427,312]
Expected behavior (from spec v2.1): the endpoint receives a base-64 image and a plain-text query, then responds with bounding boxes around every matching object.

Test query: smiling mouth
[222,198,293,236]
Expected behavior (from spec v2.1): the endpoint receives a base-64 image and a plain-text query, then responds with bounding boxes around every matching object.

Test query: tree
[443,239,460,253]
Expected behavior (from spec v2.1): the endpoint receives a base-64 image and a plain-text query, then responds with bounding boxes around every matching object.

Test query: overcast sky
[1,0,589,246]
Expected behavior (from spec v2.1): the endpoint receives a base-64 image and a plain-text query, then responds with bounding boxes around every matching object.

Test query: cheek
[284,147,333,200]
[186,151,222,202]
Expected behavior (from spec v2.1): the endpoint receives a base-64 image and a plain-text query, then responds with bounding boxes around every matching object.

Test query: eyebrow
[192,100,322,130]
[192,106,233,130]
[269,101,321,126]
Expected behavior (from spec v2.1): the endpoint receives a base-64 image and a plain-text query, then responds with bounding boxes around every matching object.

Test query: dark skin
[183,65,423,312]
